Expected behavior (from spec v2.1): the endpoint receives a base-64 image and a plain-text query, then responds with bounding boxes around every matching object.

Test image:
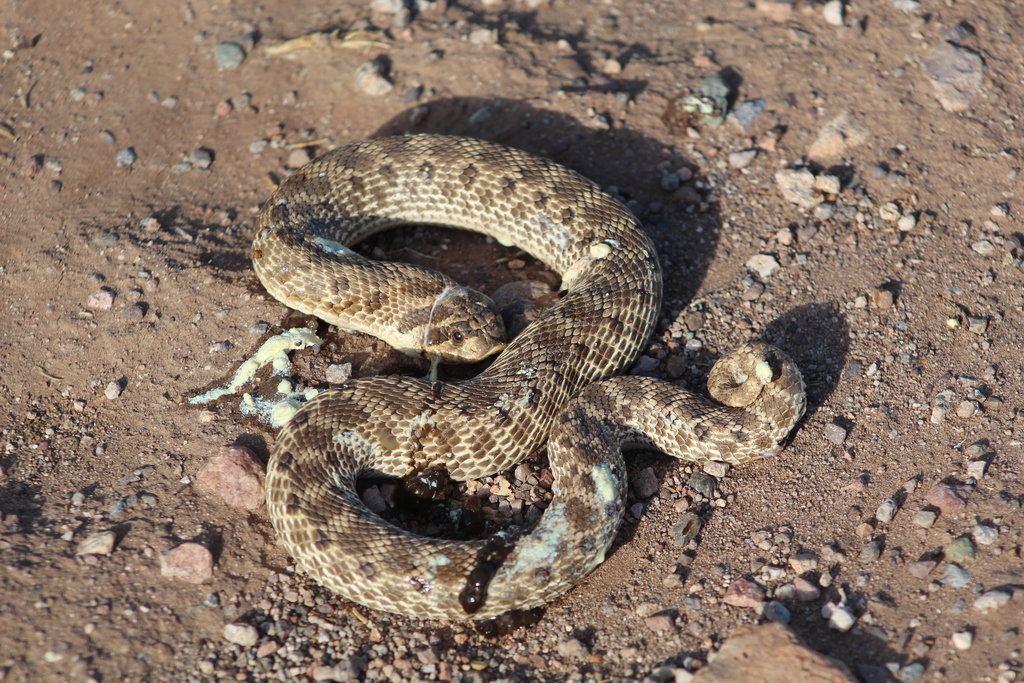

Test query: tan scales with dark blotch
[255,135,806,619]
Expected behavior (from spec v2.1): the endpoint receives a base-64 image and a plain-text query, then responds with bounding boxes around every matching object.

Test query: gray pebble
[670,513,703,548]
[249,140,269,154]
[922,41,984,112]
[727,149,758,169]
[190,148,214,169]
[687,472,716,497]
[966,316,988,334]
[897,662,925,683]
[824,423,847,445]
[727,98,766,131]
[911,510,937,528]
[355,59,393,96]
[402,85,424,104]
[122,303,146,319]
[763,600,791,623]
[213,42,246,70]
[632,467,659,498]
[104,378,125,400]
[87,288,116,310]
[325,363,353,385]
[116,147,137,167]
[875,497,899,523]
[859,539,882,563]
[813,202,836,220]
[630,502,645,519]
[630,355,660,376]
[230,92,252,109]
[939,563,971,588]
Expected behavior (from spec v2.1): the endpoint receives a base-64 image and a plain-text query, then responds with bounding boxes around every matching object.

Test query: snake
[253,134,806,620]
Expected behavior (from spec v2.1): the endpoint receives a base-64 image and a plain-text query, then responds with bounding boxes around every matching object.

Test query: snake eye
[451,330,464,344]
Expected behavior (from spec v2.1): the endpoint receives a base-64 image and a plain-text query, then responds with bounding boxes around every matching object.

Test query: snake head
[422,286,507,364]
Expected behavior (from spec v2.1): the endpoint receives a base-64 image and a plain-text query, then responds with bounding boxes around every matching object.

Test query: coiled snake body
[255,135,806,619]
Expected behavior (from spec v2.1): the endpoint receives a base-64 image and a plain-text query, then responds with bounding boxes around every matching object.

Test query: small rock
[687,472,716,497]
[812,174,841,195]
[897,214,917,231]
[215,100,233,116]
[807,110,870,161]
[632,467,660,498]
[970,239,995,256]
[813,202,836,220]
[878,202,901,222]
[355,59,393,96]
[213,42,246,70]
[208,341,232,353]
[645,614,676,633]
[104,378,125,400]
[793,577,821,601]
[728,149,758,169]
[907,560,937,579]
[859,539,882,563]
[468,28,497,45]
[972,524,998,546]
[789,553,819,575]
[956,400,980,418]
[755,0,795,21]
[326,363,353,384]
[924,482,972,513]
[115,147,137,167]
[286,148,312,169]
[723,578,764,608]
[727,98,766,131]
[944,536,976,562]
[361,486,387,514]
[939,564,972,588]
[897,663,925,682]
[196,445,266,510]
[665,355,687,379]
[990,203,1009,217]
[308,659,364,682]
[965,459,986,479]
[775,168,821,208]
[87,289,116,310]
[922,42,984,112]
[822,0,844,26]
[875,497,899,523]
[930,389,954,424]
[630,354,660,376]
[190,148,213,169]
[824,423,847,445]
[911,510,937,528]
[223,622,259,647]
[741,282,765,301]
[556,638,588,659]
[703,461,729,478]
[763,601,791,623]
[951,630,973,650]
[76,531,117,556]
[671,513,704,548]
[256,641,279,658]
[160,542,215,583]
[121,303,146,319]
[868,288,894,309]
[966,316,988,334]
[826,604,857,632]
[746,254,780,278]
[973,589,1011,613]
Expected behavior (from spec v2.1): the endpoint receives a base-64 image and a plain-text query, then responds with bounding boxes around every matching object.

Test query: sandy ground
[1,0,1023,681]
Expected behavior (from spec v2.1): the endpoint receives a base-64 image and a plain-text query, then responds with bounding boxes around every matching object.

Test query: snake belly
[255,135,803,620]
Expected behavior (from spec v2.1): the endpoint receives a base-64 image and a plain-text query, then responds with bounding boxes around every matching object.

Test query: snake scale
[253,135,806,620]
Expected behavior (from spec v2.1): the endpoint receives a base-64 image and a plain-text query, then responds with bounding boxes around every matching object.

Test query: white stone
[951,631,973,650]
[822,0,844,25]
[76,531,117,556]
[223,623,259,647]
[746,253,780,278]
[973,589,1011,613]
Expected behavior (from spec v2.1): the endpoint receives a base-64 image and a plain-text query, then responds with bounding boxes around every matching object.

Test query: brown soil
[1,0,1022,682]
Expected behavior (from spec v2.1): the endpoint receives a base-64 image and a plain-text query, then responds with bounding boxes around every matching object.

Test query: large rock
[693,623,856,683]
[922,42,984,112]
[197,445,266,510]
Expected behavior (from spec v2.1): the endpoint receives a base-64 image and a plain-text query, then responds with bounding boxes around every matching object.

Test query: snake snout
[423,286,508,363]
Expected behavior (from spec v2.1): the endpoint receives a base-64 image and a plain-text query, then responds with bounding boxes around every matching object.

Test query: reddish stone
[924,482,972,514]
[722,578,765,608]
[197,445,266,510]
[159,542,214,583]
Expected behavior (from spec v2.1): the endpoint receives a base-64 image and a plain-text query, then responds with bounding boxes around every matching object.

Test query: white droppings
[589,242,613,259]
[312,235,357,256]
[591,463,617,505]
[754,360,773,384]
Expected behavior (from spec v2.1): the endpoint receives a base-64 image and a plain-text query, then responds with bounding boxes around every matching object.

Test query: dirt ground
[2,0,1023,681]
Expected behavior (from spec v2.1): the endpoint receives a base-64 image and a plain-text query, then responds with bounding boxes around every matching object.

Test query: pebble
[875,497,899,523]
[813,202,836,220]
[665,355,687,379]
[632,467,660,498]
[897,663,925,682]
[775,168,821,208]
[824,423,847,445]
[104,379,124,400]
[223,622,259,647]
[671,513,703,548]
[645,614,676,633]
[924,482,971,513]
[215,100,233,116]
[911,510,937,528]
[741,282,765,301]
[755,0,795,21]
[825,603,857,632]
[698,623,855,682]
[361,486,387,514]
[556,637,588,659]
[355,59,393,96]
[325,363,353,384]
[687,472,716,497]
[197,445,266,510]
[806,110,870,160]
[956,399,980,418]
[727,98,766,131]
[746,253,780,278]
[922,42,984,112]
[822,0,844,25]
[966,316,988,334]
[122,303,145,319]
[160,542,215,583]
[793,577,821,601]
[973,524,998,546]
[630,355,660,375]
[190,148,213,169]
[859,540,882,563]
[939,563,971,588]
[907,560,937,579]
[973,589,1012,613]
[115,147,137,167]
[869,287,894,309]
[287,148,312,169]
[897,214,917,231]
[930,389,954,424]
[813,174,841,195]
[249,321,269,335]
[965,459,987,479]
[76,531,117,556]
[468,28,497,45]
[763,601,791,623]
[703,461,729,478]
[208,341,232,353]
[728,149,758,169]
[789,553,819,574]
[951,630,973,650]
[87,288,116,310]
[723,578,764,608]
[213,42,246,69]
[970,239,995,256]
[944,536,976,562]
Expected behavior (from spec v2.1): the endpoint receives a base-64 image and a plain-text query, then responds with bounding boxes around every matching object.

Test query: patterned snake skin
[253,135,806,619]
